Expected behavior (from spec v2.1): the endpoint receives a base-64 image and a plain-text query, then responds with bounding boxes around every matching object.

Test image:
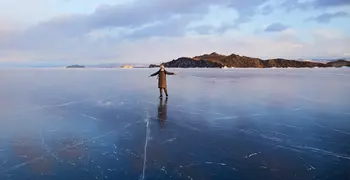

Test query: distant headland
[64,64,149,68]
[66,65,85,68]
[149,52,350,68]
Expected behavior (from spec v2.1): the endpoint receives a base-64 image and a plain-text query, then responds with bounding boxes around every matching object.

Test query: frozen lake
[0,68,349,180]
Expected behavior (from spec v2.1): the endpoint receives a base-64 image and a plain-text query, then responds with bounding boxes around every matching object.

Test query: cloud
[260,5,273,15]
[1,29,350,64]
[307,11,349,23]
[126,15,199,39]
[0,0,275,63]
[313,0,350,7]
[226,0,271,23]
[0,0,349,64]
[312,28,345,39]
[111,28,350,62]
[16,0,206,39]
[28,0,271,36]
[264,23,289,32]
[282,0,350,11]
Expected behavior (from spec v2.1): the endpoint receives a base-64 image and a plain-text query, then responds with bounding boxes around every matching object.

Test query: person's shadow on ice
[157,97,168,128]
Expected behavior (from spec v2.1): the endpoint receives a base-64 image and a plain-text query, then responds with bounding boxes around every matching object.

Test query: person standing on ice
[149,64,175,98]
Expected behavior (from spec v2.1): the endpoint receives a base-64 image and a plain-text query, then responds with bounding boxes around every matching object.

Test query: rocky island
[66,65,85,68]
[149,52,350,68]
[326,60,350,68]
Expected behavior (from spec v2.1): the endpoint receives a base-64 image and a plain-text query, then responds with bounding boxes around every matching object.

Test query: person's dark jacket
[150,69,175,88]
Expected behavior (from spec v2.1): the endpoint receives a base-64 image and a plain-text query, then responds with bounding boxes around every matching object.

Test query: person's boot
[165,89,169,97]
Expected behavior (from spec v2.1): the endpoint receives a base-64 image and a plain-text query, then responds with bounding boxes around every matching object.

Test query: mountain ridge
[149,52,350,68]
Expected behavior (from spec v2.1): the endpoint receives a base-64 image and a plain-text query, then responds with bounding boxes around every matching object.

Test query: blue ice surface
[0,68,349,180]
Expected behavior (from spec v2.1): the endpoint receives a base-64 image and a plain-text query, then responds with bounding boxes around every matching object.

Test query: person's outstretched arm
[165,70,175,75]
[149,70,160,77]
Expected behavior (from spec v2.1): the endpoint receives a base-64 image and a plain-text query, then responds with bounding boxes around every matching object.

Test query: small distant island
[149,52,350,68]
[66,65,85,68]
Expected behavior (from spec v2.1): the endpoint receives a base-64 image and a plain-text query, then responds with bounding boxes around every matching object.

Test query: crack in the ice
[29,100,87,110]
[81,113,102,122]
[314,122,350,136]
[0,121,141,174]
[296,145,350,160]
[141,111,150,180]
[40,130,61,161]
[168,121,201,131]
[161,138,177,144]
[245,152,261,159]
[300,157,316,171]
[179,161,228,170]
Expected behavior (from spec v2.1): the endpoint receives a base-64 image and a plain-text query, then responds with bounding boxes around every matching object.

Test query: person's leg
[159,88,163,98]
[164,88,168,97]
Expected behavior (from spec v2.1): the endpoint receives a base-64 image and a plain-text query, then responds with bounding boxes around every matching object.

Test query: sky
[0,0,349,66]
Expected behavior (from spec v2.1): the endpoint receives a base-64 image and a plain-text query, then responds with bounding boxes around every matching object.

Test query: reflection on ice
[157,98,168,128]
